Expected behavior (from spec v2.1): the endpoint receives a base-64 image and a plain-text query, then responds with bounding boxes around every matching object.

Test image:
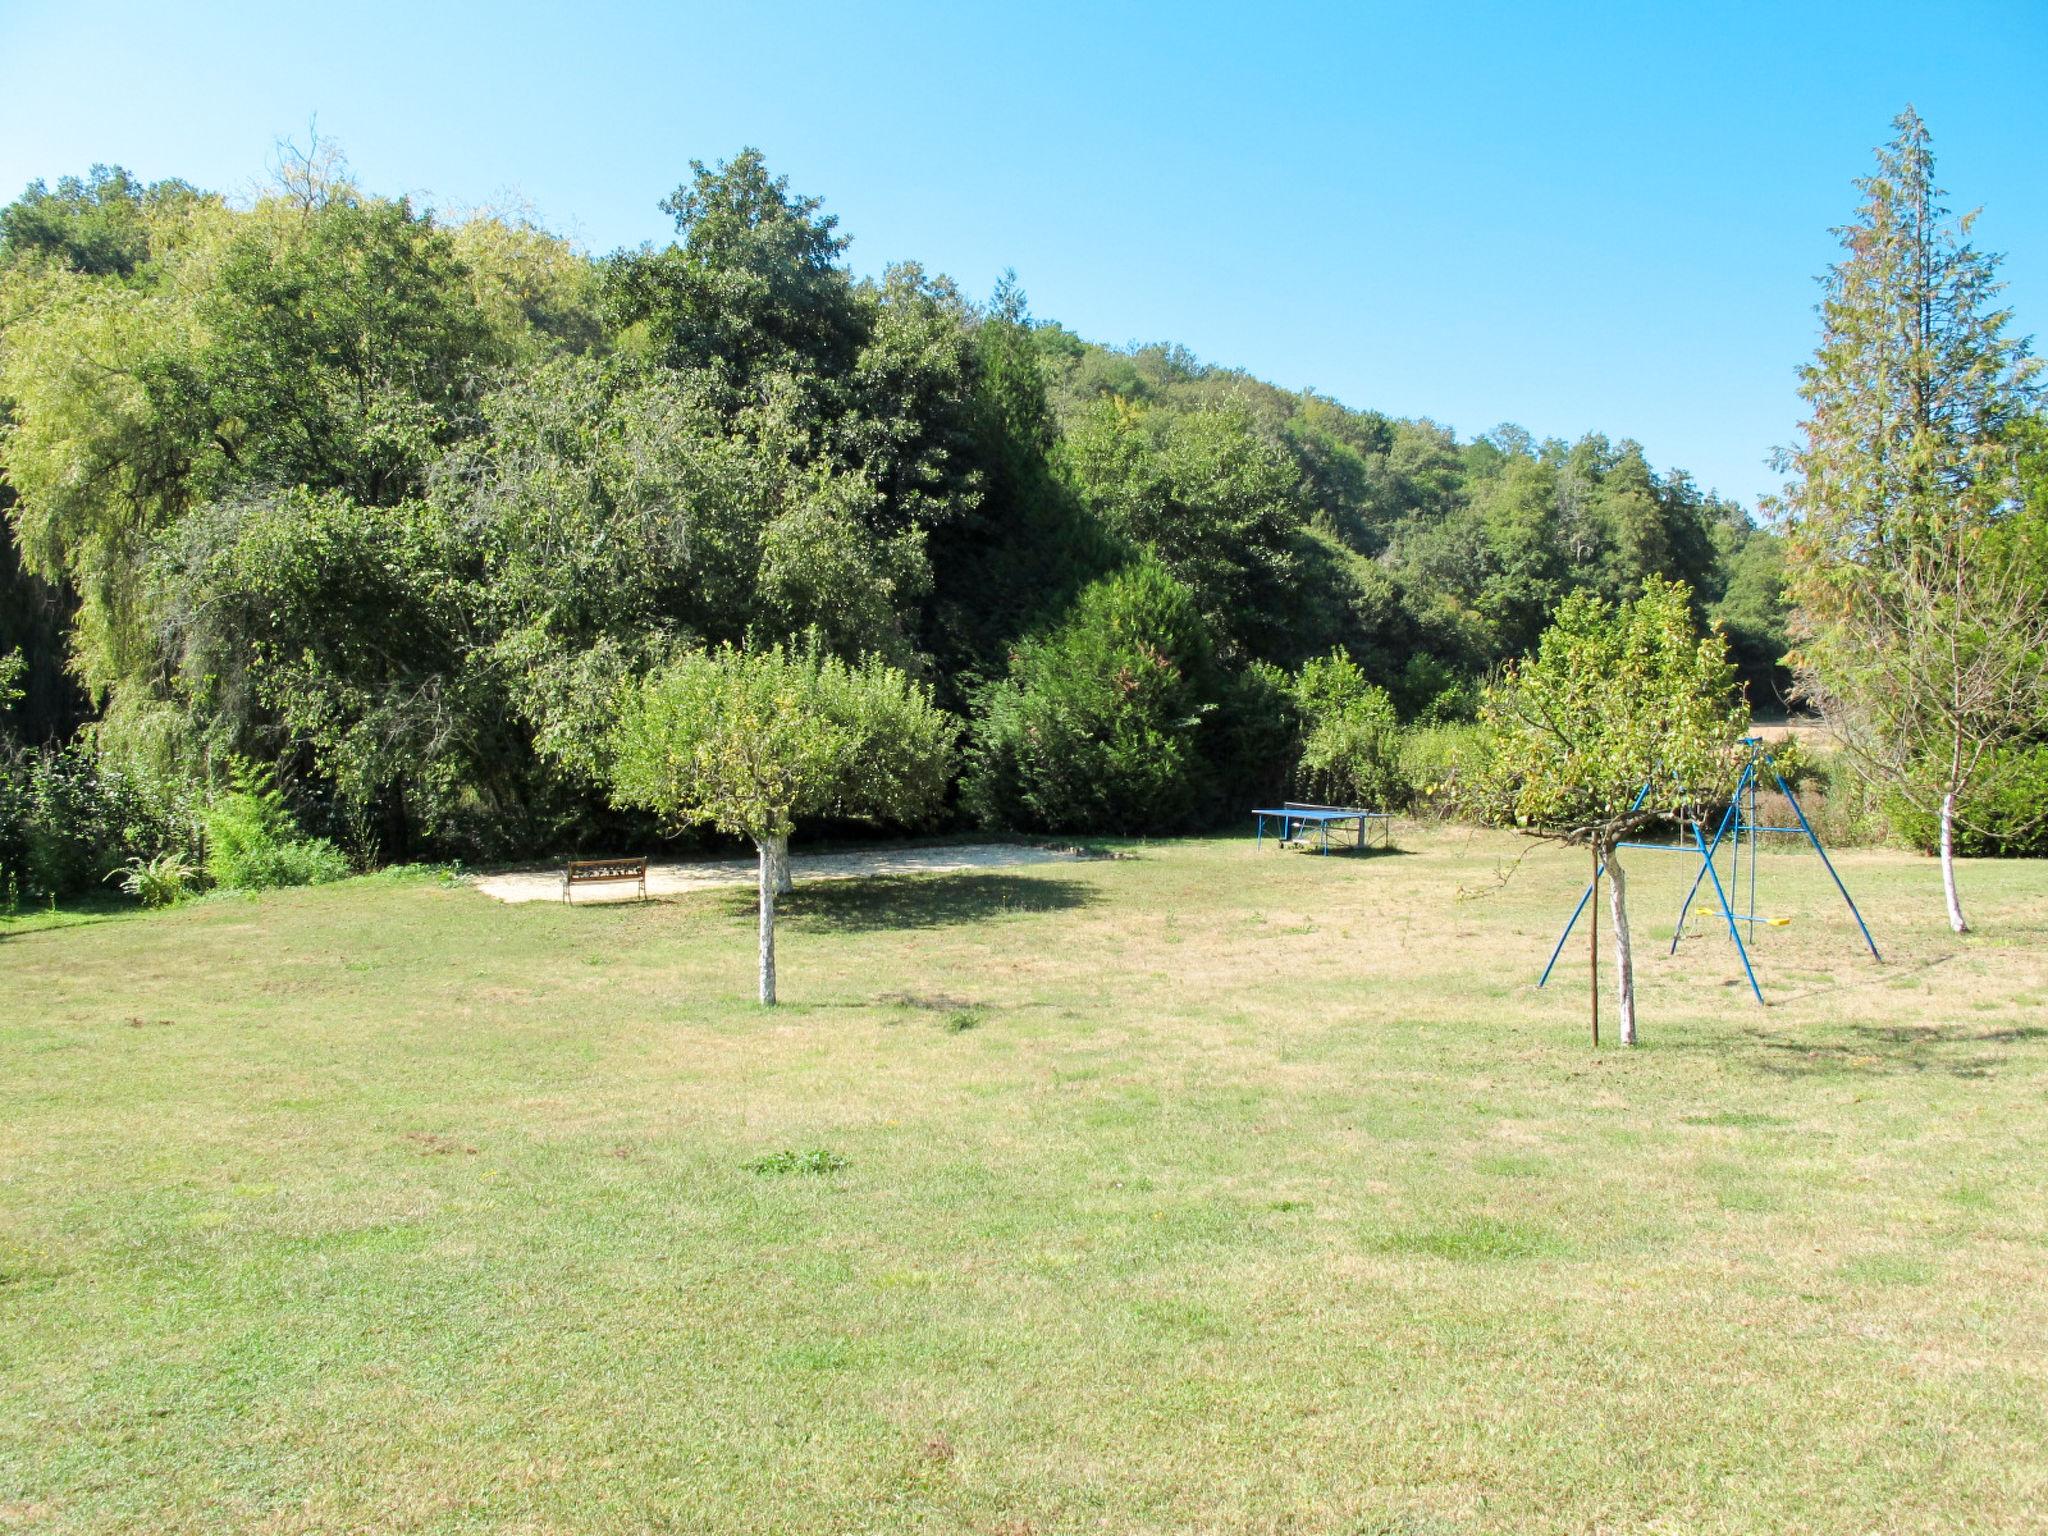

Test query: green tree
[602,149,866,386]
[963,560,1220,835]
[608,644,954,1004]
[1292,651,1408,810]
[1777,109,2044,932]
[1458,579,1745,1045]
[199,194,503,506]
[1057,396,1305,661]
[0,165,209,279]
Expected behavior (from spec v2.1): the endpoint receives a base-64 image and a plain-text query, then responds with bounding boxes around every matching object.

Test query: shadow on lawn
[1736,1020,2048,1081]
[715,872,1100,933]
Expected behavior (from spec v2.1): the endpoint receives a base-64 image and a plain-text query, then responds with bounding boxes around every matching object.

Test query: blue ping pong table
[1252,802,1394,853]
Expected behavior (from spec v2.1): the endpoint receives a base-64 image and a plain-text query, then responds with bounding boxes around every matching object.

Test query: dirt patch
[472,841,1081,905]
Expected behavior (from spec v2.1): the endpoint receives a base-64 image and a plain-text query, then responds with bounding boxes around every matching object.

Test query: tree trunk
[1940,791,1968,935]
[1606,844,1637,1047]
[756,837,778,1006]
[766,830,794,895]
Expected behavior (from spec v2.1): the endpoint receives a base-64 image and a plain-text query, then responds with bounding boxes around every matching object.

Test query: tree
[601,149,865,386]
[1057,397,1305,661]
[962,560,1221,834]
[1291,651,1407,810]
[607,644,954,1004]
[1777,109,2044,933]
[1458,578,1746,1045]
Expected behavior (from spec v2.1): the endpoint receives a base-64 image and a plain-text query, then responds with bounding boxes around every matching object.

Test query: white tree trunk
[766,830,794,895]
[756,837,778,1006]
[1606,845,1637,1047]
[1940,791,1968,935]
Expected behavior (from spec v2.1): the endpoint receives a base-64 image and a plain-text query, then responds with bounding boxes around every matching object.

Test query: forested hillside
[0,149,1791,878]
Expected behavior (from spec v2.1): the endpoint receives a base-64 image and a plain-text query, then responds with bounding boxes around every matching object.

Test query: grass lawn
[3,828,2046,1534]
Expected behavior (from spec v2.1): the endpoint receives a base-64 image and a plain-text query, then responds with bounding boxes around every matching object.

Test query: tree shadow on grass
[711,873,1101,934]
[1734,1020,2048,1081]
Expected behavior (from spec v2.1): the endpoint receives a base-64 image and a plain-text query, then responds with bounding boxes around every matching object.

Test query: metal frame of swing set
[1537,736,1880,1006]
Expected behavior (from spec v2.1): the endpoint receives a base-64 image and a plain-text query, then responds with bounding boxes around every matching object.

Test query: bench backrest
[565,857,648,883]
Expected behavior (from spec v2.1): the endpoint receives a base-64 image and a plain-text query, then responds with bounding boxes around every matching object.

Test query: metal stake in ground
[1590,846,1600,1048]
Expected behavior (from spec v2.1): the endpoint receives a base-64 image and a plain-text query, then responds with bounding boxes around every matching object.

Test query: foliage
[608,643,955,844]
[1776,109,2046,930]
[1400,721,1492,820]
[1886,741,2048,857]
[1757,744,1895,850]
[1058,396,1306,660]
[964,561,1221,834]
[3,147,1806,857]
[1291,651,1409,810]
[0,739,190,899]
[202,761,350,890]
[110,849,198,907]
[1459,578,1746,846]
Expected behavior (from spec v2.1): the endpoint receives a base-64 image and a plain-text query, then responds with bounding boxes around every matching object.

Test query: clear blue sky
[4,0,2044,510]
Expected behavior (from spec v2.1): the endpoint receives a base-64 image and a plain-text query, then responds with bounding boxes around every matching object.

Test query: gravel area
[473,841,1080,904]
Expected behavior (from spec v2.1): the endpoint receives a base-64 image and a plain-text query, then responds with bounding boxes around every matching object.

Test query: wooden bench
[561,857,648,904]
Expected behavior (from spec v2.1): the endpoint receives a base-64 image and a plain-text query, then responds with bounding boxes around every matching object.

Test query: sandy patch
[473,841,1081,905]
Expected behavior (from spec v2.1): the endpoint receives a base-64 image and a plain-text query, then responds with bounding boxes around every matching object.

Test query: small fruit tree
[608,643,955,1004]
[1459,578,1746,1044]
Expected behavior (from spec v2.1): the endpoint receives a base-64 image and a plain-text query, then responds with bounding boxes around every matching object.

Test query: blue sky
[4,0,2044,509]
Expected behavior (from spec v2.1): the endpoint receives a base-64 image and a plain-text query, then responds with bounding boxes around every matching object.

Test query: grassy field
[3,828,2046,1534]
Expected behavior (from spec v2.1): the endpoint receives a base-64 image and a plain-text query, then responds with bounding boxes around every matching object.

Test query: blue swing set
[1537,737,1880,1005]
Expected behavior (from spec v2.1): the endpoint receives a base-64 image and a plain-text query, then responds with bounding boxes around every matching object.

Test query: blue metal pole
[1746,761,1759,925]
[1669,765,1750,956]
[1694,818,1765,1005]
[1771,760,1881,962]
[1539,872,1602,989]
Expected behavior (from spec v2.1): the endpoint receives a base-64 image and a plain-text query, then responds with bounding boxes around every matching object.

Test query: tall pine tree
[1778,107,2045,933]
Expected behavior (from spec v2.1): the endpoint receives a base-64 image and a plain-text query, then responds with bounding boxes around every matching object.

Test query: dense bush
[0,742,190,902]
[112,850,200,907]
[1207,661,1298,814]
[1885,742,2048,857]
[1400,722,1493,820]
[1292,651,1409,810]
[964,561,1223,833]
[202,763,352,890]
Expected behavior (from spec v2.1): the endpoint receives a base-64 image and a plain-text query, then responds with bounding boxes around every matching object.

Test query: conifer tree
[1777,108,2045,933]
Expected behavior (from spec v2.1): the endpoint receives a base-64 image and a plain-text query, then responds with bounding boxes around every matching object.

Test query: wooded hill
[0,150,1789,869]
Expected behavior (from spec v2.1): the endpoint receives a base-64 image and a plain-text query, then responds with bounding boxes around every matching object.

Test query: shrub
[1292,651,1408,810]
[1745,742,1893,850]
[1207,660,1298,814]
[0,742,191,900]
[203,762,352,890]
[1884,742,2048,857]
[1401,721,1492,820]
[110,850,199,908]
[963,560,1221,834]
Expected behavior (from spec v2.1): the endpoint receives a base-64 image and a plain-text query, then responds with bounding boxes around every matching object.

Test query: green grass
[3,829,2047,1533]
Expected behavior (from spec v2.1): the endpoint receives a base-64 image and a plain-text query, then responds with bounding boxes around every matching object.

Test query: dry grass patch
[1,829,2045,1532]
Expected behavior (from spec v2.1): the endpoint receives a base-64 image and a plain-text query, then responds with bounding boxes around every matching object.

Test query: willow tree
[607,644,954,1004]
[1777,108,2045,933]
[1459,578,1745,1045]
